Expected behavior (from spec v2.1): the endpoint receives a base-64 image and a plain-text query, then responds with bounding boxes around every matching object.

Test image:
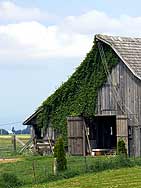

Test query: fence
[0,134,30,157]
[0,135,141,187]
[0,155,112,185]
[0,155,91,185]
[0,155,141,187]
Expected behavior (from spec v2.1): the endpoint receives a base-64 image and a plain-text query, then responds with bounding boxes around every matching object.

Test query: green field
[0,155,141,188]
[0,135,141,188]
[24,167,141,188]
[0,156,96,182]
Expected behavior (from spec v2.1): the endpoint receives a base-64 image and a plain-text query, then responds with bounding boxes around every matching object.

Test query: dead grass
[0,158,21,163]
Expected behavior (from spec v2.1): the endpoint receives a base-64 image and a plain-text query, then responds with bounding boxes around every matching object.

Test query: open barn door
[116,115,128,154]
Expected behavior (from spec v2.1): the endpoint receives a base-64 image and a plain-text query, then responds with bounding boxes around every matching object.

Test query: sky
[0,0,141,131]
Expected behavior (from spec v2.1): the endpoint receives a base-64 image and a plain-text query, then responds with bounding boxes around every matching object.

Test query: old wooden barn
[23,34,141,157]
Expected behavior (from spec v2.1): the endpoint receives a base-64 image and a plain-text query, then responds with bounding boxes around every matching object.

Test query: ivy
[37,40,118,141]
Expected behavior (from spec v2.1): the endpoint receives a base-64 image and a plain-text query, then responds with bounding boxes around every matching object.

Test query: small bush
[85,155,135,174]
[134,157,141,166]
[116,155,133,167]
[60,170,79,179]
[54,136,67,171]
[40,170,79,184]
[0,172,22,188]
[117,139,127,156]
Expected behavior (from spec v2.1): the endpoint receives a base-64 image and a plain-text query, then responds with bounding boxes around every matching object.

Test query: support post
[83,119,92,155]
[83,123,86,156]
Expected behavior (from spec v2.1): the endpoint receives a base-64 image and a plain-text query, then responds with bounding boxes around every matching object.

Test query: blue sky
[0,0,141,131]
[11,0,141,17]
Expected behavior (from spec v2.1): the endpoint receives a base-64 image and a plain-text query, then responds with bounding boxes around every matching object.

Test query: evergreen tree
[54,136,67,171]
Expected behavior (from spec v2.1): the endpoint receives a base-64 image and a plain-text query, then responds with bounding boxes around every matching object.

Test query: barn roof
[96,34,141,80]
[23,110,38,125]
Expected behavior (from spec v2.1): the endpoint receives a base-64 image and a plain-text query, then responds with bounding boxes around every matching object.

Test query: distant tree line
[0,126,31,135]
[0,129,9,135]
[12,126,31,134]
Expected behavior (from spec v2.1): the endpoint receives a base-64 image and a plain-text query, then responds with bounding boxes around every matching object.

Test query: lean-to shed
[23,34,141,157]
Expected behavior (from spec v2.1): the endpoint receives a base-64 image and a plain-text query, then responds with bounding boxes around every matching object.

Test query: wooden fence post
[53,158,57,175]
[12,134,16,152]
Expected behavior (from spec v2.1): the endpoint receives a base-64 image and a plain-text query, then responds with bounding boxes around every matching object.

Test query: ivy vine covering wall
[37,40,118,140]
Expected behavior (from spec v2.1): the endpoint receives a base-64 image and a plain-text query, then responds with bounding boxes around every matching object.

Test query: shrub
[60,169,79,179]
[117,139,127,156]
[0,172,22,188]
[86,155,136,174]
[134,157,141,166]
[54,136,67,171]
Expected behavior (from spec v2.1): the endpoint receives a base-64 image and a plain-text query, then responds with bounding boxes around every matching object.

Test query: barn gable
[24,39,118,131]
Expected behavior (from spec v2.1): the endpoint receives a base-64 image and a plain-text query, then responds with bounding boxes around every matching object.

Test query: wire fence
[0,149,141,187]
[0,155,94,186]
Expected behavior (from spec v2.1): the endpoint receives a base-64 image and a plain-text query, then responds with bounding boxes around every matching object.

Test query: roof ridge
[96,34,141,40]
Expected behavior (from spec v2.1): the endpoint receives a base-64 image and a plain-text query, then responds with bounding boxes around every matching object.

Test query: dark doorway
[34,125,42,139]
[85,115,117,149]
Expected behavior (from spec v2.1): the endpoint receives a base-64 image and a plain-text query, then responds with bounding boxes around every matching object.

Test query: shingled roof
[96,34,141,80]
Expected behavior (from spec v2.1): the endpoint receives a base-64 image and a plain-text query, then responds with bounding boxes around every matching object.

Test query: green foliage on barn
[37,40,118,140]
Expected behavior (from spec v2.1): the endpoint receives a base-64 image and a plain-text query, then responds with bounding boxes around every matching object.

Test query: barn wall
[43,127,56,141]
[96,60,141,156]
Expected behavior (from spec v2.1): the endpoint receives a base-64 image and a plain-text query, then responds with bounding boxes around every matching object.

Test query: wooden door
[67,117,84,155]
[116,115,128,154]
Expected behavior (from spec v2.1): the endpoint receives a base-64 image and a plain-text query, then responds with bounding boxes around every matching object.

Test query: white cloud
[60,10,121,35]
[1,9,141,61]
[0,21,92,60]
[60,10,141,36]
[0,1,52,22]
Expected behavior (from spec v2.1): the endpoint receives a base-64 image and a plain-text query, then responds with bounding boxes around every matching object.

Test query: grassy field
[23,166,141,188]
[0,156,95,187]
[0,134,30,157]
[0,135,141,188]
[0,155,141,187]
[0,156,54,186]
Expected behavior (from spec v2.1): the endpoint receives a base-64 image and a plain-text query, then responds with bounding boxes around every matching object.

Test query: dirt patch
[0,158,21,163]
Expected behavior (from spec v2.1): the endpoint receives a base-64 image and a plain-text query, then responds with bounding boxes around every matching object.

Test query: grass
[25,166,141,188]
[0,135,141,187]
[0,156,54,186]
[0,155,141,187]
[0,156,91,185]
[0,134,30,139]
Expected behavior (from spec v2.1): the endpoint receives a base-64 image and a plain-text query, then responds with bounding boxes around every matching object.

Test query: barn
[23,34,141,157]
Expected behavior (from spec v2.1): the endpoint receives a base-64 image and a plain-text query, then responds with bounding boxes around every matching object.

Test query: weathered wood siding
[43,127,55,141]
[116,115,128,154]
[67,117,85,155]
[96,60,141,156]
